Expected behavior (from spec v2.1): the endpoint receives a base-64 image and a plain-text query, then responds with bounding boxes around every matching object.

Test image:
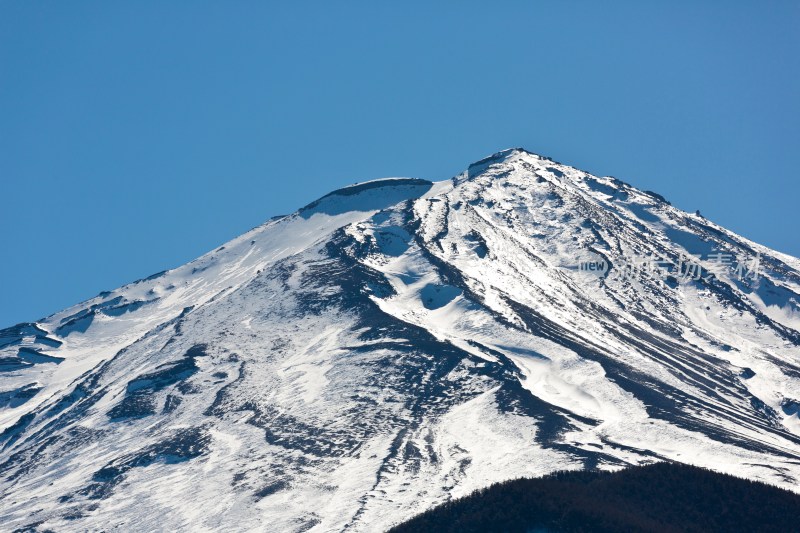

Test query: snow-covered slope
[1,149,799,532]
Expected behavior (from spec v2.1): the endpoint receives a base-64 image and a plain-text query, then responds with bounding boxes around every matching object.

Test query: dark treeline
[389,462,800,533]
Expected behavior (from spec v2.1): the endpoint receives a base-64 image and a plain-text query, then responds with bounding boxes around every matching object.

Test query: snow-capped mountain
[2,148,799,532]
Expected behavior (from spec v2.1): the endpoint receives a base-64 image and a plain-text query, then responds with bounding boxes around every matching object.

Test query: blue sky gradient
[1,1,798,326]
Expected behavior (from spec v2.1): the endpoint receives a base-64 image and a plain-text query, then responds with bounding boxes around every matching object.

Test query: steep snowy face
[1,149,799,532]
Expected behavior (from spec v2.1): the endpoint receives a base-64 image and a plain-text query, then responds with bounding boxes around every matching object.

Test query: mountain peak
[463,147,565,182]
[1,150,799,532]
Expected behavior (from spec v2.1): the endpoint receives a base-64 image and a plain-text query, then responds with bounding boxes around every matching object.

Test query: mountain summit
[2,149,799,531]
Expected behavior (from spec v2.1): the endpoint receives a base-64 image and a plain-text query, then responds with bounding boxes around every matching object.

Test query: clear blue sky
[1,2,798,327]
